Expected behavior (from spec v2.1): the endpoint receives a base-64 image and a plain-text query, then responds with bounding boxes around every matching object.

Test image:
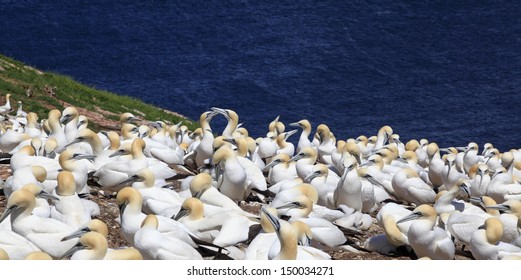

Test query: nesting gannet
[304,163,337,206]
[114,168,183,217]
[244,207,279,260]
[470,164,491,197]
[3,165,47,198]
[93,138,176,190]
[397,204,455,260]
[212,145,249,203]
[392,168,436,205]
[0,189,79,259]
[61,219,143,260]
[262,207,298,260]
[291,220,331,259]
[134,214,203,260]
[60,231,108,260]
[50,171,91,228]
[174,197,258,247]
[486,169,521,203]
[264,153,297,185]
[0,229,41,260]
[469,217,521,260]
[116,187,197,247]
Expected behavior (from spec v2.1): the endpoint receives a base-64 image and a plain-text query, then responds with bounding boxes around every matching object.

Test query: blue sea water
[1,1,520,151]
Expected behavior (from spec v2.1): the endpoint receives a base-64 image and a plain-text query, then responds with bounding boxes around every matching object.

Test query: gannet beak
[396,212,422,224]
[485,204,510,212]
[289,122,300,127]
[172,208,189,221]
[261,207,280,232]
[469,197,486,208]
[112,175,143,191]
[60,115,71,124]
[64,138,83,148]
[61,227,89,241]
[263,159,281,172]
[60,242,85,259]
[365,175,384,188]
[289,153,304,162]
[73,153,97,162]
[304,171,321,183]
[459,182,471,198]
[0,206,16,224]
[37,190,60,201]
[284,129,298,140]
[109,149,127,158]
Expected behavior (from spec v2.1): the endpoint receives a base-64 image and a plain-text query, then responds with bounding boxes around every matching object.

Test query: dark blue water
[1,1,521,151]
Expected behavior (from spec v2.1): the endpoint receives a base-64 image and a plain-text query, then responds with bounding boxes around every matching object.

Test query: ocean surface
[1,1,520,151]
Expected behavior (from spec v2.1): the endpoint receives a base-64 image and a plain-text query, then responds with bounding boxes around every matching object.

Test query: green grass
[0,54,197,131]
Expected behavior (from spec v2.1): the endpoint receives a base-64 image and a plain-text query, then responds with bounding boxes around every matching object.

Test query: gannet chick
[134,214,203,260]
[397,204,455,260]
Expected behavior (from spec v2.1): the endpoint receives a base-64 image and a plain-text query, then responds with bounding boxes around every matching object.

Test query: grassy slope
[0,54,197,131]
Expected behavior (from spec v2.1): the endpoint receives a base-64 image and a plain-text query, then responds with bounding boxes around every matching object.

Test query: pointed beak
[37,190,60,201]
[109,149,127,158]
[73,153,97,162]
[112,175,143,190]
[396,212,422,224]
[172,208,189,221]
[485,204,510,212]
[60,242,85,259]
[0,206,16,224]
[289,122,300,127]
[261,207,280,232]
[263,159,280,172]
[289,153,304,162]
[284,129,298,141]
[64,138,83,148]
[304,171,321,183]
[61,227,89,241]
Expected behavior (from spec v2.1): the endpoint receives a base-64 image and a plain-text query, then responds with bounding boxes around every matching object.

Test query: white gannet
[314,124,336,166]
[469,217,521,260]
[397,204,455,260]
[50,171,91,229]
[134,214,203,260]
[60,219,143,260]
[113,168,183,217]
[212,146,249,203]
[0,189,79,259]
[264,153,297,186]
[392,168,436,205]
[116,187,197,247]
[289,119,314,154]
[60,231,108,260]
[174,197,258,247]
